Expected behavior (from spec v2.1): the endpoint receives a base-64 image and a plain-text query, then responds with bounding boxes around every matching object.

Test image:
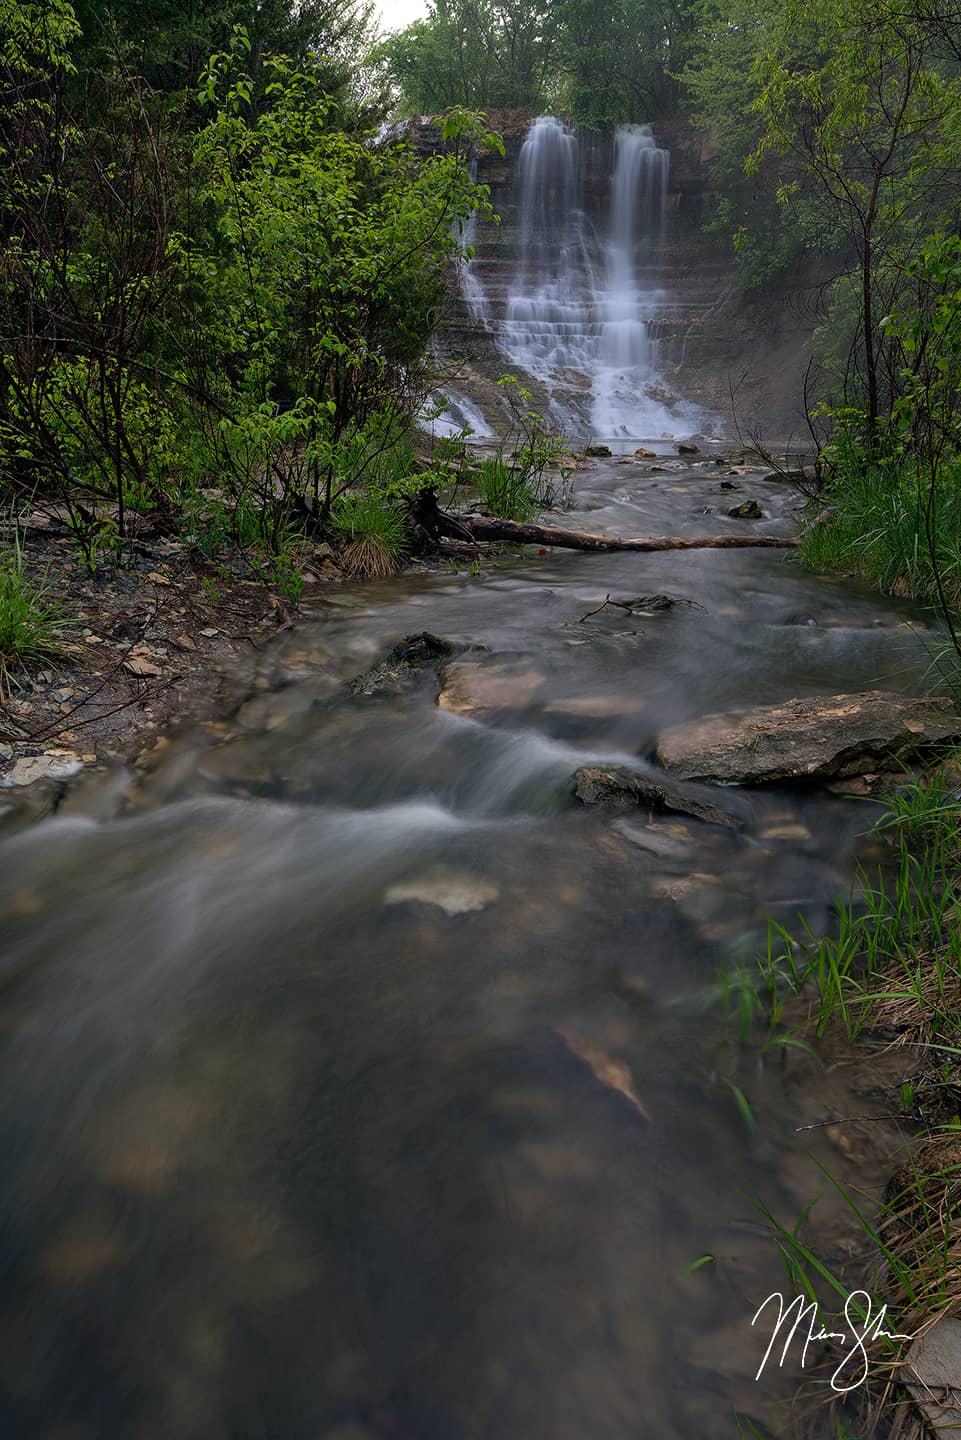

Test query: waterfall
[463,116,699,448]
[502,116,596,378]
[591,124,672,443]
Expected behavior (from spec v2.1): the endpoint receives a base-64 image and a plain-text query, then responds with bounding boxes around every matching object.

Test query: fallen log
[462,515,800,552]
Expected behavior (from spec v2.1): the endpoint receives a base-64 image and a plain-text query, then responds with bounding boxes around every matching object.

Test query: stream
[0,455,933,1439]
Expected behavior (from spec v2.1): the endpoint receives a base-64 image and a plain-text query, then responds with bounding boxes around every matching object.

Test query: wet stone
[1,753,85,788]
[438,661,545,715]
[905,1319,961,1437]
[385,867,499,916]
[658,691,961,785]
[350,631,455,696]
[574,764,741,829]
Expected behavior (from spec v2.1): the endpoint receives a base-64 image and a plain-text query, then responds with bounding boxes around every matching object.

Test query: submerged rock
[574,764,740,828]
[657,692,961,785]
[385,867,499,915]
[1,752,85,788]
[438,661,545,715]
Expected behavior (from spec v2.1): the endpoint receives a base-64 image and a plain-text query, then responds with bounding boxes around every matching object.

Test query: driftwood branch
[463,515,800,553]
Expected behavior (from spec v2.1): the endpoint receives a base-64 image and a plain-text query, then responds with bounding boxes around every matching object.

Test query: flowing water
[461,117,703,446]
[0,457,932,1439]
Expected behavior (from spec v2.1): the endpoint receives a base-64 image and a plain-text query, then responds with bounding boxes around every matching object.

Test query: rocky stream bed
[0,450,956,1439]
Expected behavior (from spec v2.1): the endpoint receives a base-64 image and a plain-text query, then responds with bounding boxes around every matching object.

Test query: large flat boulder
[657,692,961,785]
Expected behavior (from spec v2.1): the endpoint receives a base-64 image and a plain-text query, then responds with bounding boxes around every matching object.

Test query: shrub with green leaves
[801,441,961,612]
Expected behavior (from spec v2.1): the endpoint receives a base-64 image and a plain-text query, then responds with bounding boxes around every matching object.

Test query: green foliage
[0,0,79,75]
[887,232,961,467]
[800,444,961,611]
[721,765,961,1066]
[377,0,695,123]
[187,37,500,519]
[375,0,560,114]
[746,0,961,425]
[465,379,570,519]
[0,530,74,690]
[472,458,538,521]
[0,1,498,582]
[68,0,376,107]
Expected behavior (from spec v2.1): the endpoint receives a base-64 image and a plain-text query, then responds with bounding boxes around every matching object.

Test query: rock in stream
[574,764,741,828]
[657,691,961,785]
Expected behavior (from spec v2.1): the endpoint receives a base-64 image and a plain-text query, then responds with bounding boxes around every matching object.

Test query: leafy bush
[330,491,411,578]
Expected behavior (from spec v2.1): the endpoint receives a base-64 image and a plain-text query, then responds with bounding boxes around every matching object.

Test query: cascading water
[458,156,493,329]
[501,116,596,380]
[423,158,496,442]
[591,125,673,443]
[464,115,702,448]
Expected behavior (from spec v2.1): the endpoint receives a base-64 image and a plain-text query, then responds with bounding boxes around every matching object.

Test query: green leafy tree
[748,0,961,431]
[376,0,560,114]
[185,31,503,523]
[69,0,377,106]
[556,0,696,123]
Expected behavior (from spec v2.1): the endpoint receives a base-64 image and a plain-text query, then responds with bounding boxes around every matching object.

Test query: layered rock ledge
[657,692,961,785]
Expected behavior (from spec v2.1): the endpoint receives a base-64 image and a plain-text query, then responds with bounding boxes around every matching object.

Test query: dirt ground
[0,513,303,798]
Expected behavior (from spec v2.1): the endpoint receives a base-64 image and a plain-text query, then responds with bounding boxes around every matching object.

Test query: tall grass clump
[801,450,961,611]
[472,457,538,522]
[329,490,411,579]
[0,533,74,694]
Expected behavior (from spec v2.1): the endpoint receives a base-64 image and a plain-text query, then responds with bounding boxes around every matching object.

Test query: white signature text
[752,1290,913,1393]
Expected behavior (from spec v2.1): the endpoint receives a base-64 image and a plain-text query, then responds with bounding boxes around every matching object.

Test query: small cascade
[458,156,492,327]
[425,388,495,440]
[462,115,702,448]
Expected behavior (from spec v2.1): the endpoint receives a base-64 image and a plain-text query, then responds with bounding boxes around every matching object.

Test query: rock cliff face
[413,113,822,444]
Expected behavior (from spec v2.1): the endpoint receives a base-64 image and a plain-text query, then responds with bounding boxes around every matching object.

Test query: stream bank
[0,450,955,1440]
